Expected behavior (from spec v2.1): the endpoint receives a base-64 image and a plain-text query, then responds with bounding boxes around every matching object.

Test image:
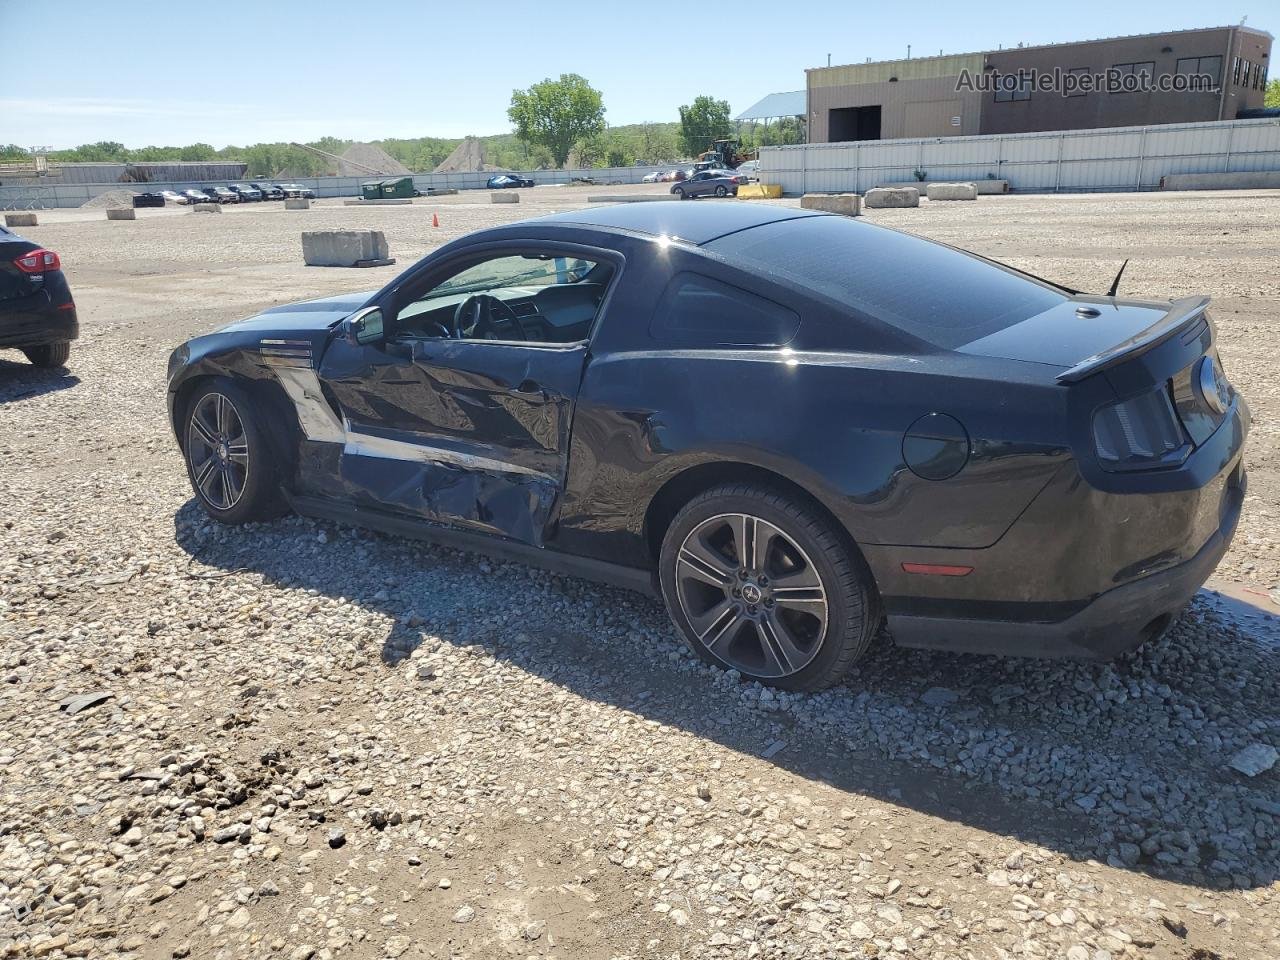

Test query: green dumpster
[380,176,417,199]
[360,180,384,200]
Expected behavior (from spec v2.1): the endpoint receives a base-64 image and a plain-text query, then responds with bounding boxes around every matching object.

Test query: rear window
[707,216,1066,349]
[651,272,799,347]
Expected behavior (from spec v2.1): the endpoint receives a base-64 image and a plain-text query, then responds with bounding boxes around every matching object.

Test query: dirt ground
[2,185,1278,960]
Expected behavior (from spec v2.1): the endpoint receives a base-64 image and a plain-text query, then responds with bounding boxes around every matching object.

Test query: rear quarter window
[650,272,800,347]
[707,216,1066,349]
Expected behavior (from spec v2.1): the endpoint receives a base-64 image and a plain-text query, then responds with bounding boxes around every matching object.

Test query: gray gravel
[2,187,1279,959]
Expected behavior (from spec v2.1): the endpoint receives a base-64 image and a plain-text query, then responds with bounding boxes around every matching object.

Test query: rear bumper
[0,291,79,349]
[885,456,1245,660]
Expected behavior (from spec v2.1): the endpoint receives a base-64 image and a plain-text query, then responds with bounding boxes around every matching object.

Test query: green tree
[677,96,732,157]
[178,142,216,162]
[1266,77,1280,108]
[0,144,30,162]
[508,73,606,168]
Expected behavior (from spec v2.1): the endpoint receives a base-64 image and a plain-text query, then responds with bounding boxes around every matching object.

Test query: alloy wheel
[673,512,829,679]
[186,392,250,511]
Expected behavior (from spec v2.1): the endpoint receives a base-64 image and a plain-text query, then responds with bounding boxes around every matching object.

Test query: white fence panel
[757,118,1280,195]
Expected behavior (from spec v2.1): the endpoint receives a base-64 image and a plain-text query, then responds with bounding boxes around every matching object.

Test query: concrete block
[882,179,1007,194]
[192,204,222,213]
[4,212,37,227]
[1159,170,1280,190]
[284,197,311,210]
[491,192,520,204]
[925,182,977,201]
[106,207,136,220]
[302,230,392,268]
[737,183,783,199]
[800,193,861,216]
[864,187,920,209]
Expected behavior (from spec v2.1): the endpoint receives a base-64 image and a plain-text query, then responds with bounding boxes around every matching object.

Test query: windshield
[430,255,594,299]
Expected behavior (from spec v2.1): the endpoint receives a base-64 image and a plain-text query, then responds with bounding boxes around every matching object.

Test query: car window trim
[383,239,625,349]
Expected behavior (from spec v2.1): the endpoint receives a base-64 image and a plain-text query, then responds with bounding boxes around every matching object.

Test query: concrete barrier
[106,207,136,220]
[1159,171,1280,190]
[284,197,311,210]
[342,198,412,206]
[800,193,861,216]
[882,179,1008,195]
[491,192,520,204]
[192,204,222,214]
[302,230,394,268]
[4,212,37,227]
[925,182,978,201]
[864,187,920,209]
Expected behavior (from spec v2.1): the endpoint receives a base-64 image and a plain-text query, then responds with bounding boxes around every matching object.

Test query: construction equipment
[694,138,756,170]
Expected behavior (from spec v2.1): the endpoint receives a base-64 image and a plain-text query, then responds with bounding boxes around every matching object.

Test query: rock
[1229,743,1278,777]
[1160,913,1187,938]
[849,920,873,939]
[328,828,346,849]
[213,825,241,843]
[226,906,251,929]
[920,687,960,707]
[452,904,475,923]
[696,783,712,801]
[523,921,546,941]
[384,936,411,957]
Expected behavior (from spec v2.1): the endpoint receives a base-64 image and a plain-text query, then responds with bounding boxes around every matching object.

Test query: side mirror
[344,306,385,346]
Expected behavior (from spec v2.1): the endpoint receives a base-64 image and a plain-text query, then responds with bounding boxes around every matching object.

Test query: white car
[735,160,760,181]
[642,171,661,183]
[160,189,190,205]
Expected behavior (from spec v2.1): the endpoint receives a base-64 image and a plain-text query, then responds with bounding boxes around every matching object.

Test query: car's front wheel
[673,187,686,200]
[23,342,71,368]
[659,483,880,691]
[182,379,286,524]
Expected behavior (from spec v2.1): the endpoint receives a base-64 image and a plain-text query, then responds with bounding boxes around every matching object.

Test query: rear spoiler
[1055,296,1210,384]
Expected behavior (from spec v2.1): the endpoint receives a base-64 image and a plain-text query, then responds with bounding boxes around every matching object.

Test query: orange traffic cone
[432,213,439,228]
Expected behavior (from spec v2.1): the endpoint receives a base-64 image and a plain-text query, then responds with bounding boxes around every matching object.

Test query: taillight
[1092,387,1190,471]
[13,249,60,274]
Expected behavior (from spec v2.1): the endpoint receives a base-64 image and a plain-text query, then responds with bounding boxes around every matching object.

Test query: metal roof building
[735,91,806,122]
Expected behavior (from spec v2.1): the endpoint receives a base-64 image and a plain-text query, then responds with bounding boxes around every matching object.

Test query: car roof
[536,203,822,246]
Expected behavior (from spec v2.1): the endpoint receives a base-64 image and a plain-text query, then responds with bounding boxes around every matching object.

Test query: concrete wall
[759,117,1280,195]
[0,164,678,210]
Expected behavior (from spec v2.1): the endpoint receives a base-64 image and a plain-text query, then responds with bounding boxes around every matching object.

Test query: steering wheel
[450,294,528,341]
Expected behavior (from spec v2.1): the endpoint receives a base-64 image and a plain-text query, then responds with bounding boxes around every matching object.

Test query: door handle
[513,379,546,400]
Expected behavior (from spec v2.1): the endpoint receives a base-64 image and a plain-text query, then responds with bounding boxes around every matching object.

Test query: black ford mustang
[166,204,1247,690]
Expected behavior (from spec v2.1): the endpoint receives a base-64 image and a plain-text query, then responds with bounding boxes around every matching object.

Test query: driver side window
[394,251,611,345]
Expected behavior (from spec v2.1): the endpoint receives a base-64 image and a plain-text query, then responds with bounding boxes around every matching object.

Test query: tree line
[1,75,809,175]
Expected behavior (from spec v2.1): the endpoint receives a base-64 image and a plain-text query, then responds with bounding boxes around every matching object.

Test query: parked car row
[143,183,318,206]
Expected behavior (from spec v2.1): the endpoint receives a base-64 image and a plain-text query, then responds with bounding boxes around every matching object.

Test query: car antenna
[1105,259,1129,298]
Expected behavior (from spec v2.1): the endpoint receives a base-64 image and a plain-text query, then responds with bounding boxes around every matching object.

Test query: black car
[202,186,239,204]
[228,184,263,202]
[1,226,77,368]
[487,174,535,189]
[253,182,286,200]
[275,183,317,199]
[166,204,1247,691]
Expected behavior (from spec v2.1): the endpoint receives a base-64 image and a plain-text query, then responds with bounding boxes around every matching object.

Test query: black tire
[23,341,71,368]
[714,185,728,198]
[673,187,686,200]
[659,483,880,691]
[181,377,287,524]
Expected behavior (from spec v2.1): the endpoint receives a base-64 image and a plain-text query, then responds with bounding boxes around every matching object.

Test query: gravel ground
[2,187,1279,960]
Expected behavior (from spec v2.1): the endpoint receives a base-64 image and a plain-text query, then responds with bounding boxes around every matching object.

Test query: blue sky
[0,0,1266,148]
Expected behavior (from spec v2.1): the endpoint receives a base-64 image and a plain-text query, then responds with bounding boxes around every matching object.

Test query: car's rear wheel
[183,379,285,524]
[714,185,728,197]
[23,342,71,368]
[659,483,879,691]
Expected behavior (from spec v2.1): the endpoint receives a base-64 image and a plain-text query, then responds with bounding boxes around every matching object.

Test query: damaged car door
[316,245,616,547]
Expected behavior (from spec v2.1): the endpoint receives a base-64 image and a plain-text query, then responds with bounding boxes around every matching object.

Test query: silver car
[670,169,743,200]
